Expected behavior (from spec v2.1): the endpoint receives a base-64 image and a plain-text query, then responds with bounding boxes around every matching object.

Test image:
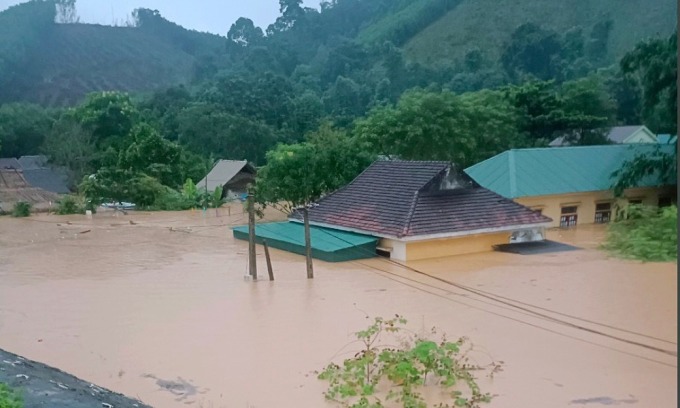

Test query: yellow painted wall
[515,187,673,228]
[405,232,510,261]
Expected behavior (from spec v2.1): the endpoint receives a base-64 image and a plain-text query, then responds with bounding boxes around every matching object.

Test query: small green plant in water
[318,315,501,408]
[11,202,31,217]
[0,383,23,408]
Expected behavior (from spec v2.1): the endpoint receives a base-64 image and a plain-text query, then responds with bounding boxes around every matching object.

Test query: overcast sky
[0,0,321,35]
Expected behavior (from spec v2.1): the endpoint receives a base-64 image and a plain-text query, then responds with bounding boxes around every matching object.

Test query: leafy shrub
[0,383,23,408]
[11,202,31,217]
[318,315,500,408]
[209,186,224,209]
[56,195,85,215]
[150,187,195,211]
[603,204,677,262]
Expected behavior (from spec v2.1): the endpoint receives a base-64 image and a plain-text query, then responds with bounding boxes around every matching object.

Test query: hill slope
[2,24,197,106]
[403,0,677,67]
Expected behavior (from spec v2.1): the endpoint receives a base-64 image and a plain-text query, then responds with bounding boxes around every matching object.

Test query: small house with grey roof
[198,160,256,200]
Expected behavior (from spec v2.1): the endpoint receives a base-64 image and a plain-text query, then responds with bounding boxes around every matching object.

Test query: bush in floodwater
[603,204,677,262]
[56,195,85,215]
[0,383,23,408]
[11,202,31,217]
[317,315,502,408]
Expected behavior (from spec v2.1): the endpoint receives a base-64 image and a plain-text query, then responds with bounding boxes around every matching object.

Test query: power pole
[247,189,257,280]
[263,240,274,281]
[303,206,314,279]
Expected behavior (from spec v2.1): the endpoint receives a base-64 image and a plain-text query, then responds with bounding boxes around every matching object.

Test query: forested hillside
[404,0,677,67]
[0,0,675,212]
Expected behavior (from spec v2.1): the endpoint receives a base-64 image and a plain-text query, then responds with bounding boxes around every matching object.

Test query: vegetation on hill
[404,0,677,69]
[0,0,675,212]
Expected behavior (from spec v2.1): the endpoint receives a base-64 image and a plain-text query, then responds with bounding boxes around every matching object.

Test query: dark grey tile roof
[0,158,21,170]
[22,169,70,194]
[291,160,551,238]
[18,155,48,170]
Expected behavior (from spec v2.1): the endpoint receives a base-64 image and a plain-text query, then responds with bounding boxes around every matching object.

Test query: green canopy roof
[232,222,378,262]
[465,144,676,199]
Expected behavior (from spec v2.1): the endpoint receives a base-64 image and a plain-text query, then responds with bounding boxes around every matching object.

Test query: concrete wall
[515,187,673,228]
[382,232,510,261]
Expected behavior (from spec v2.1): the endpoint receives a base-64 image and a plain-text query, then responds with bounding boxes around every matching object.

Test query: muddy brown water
[0,207,676,407]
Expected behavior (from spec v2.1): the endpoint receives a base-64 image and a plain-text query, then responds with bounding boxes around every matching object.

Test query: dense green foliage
[55,195,85,215]
[11,202,31,218]
[0,383,23,408]
[318,316,500,407]
[256,123,375,211]
[0,0,675,212]
[603,205,677,262]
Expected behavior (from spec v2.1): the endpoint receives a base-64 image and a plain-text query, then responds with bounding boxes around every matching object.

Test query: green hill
[0,2,227,107]
[3,24,197,106]
[403,0,677,67]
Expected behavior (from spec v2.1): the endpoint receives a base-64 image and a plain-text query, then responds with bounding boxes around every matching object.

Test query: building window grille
[560,206,578,228]
[594,203,611,224]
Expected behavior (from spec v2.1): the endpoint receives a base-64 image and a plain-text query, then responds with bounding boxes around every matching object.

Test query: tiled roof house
[290,160,552,261]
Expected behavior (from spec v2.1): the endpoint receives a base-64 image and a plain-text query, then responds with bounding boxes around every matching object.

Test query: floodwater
[0,206,676,407]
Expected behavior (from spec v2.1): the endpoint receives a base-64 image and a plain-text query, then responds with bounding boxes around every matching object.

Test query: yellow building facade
[515,186,675,228]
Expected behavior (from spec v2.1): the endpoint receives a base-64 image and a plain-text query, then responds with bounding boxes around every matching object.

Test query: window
[628,199,643,205]
[658,196,673,208]
[560,206,578,228]
[594,203,611,224]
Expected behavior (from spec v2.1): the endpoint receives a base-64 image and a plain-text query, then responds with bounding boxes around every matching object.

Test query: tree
[119,123,183,188]
[72,91,139,148]
[501,23,563,81]
[55,0,79,24]
[611,146,677,197]
[612,32,677,193]
[621,32,677,133]
[227,17,264,46]
[354,89,525,168]
[256,123,374,212]
[0,103,53,157]
[504,78,615,145]
[41,116,97,185]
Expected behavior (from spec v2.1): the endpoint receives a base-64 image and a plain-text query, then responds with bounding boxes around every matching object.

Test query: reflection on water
[0,210,676,407]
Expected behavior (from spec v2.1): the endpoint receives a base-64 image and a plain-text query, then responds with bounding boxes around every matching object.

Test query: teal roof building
[465,144,677,199]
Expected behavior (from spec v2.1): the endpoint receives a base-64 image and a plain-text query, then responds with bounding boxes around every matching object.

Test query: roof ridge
[509,144,659,153]
[508,150,517,198]
[401,191,421,238]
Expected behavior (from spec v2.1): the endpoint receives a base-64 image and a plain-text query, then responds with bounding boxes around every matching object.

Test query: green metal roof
[657,134,678,144]
[232,222,377,262]
[465,144,677,199]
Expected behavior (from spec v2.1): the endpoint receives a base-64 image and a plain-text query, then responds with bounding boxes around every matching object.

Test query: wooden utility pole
[303,206,314,279]
[247,190,257,280]
[263,240,274,281]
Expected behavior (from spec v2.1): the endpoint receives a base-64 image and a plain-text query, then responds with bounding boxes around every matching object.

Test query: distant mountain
[0,0,676,107]
[0,2,226,106]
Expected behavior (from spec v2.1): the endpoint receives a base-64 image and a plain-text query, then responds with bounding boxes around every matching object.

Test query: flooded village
[0,0,677,407]
[0,199,677,407]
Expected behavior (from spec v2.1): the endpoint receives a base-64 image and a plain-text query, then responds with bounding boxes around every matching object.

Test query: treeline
[0,0,675,210]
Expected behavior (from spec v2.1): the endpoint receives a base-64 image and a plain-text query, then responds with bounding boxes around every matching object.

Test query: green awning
[232,222,378,262]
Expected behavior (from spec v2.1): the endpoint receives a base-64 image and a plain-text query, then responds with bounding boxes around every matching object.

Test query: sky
[0,0,321,35]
